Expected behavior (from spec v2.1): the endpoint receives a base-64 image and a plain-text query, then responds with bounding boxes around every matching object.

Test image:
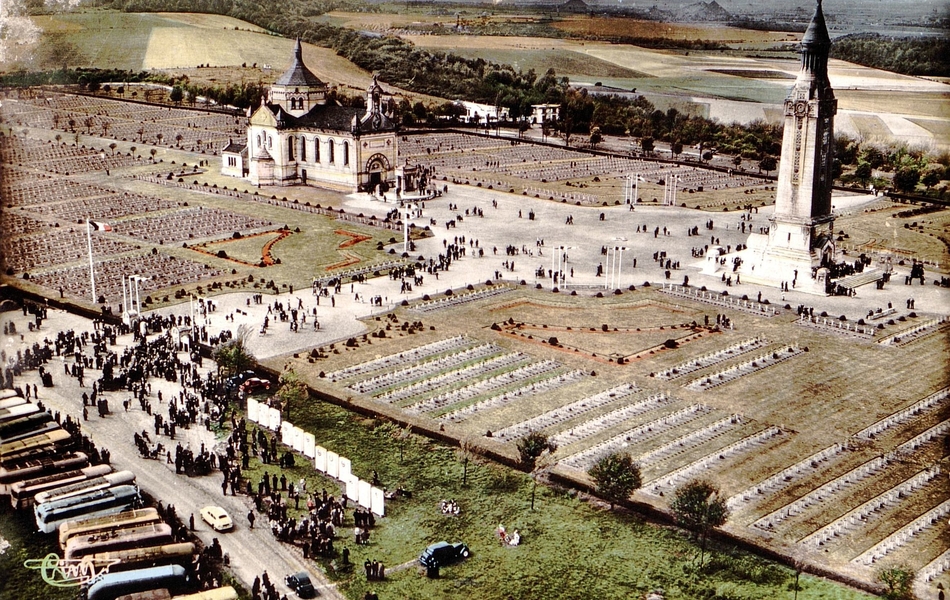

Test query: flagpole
[86,219,96,304]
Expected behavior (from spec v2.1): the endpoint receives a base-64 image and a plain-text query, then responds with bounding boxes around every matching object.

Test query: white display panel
[370,487,385,516]
[314,446,327,472]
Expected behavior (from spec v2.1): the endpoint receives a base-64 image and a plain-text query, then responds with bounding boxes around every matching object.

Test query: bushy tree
[878,566,915,600]
[212,325,255,376]
[759,156,777,175]
[517,431,555,469]
[669,479,729,534]
[588,452,641,509]
[893,166,920,192]
[670,479,729,566]
[276,367,308,420]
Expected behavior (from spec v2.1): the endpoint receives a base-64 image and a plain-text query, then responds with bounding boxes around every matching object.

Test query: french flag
[90,221,113,232]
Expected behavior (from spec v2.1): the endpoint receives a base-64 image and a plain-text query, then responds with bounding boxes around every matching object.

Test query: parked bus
[0,420,61,445]
[172,587,238,600]
[65,522,173,560]
[0,402,39,423]
[87,542,195,573]
[0,396,27,410]
[0,428,72,461]
[0,451,88,495]
[34,484,140,534]
[0,410,53,441]
[59,507,160,549]
[34,470,135,506]
[9,463,112,509]
[86,564,190,600]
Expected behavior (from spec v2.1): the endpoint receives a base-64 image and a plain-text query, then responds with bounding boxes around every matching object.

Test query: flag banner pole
[86,219,96,303]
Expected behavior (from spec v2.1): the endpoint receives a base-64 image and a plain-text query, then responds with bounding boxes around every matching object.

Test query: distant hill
[675,0,732,22]
[560,0,589,13]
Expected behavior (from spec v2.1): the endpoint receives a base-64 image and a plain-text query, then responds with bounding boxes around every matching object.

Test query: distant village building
[222,39,399,193]
[450,100,510,124]
[531,104,560,125]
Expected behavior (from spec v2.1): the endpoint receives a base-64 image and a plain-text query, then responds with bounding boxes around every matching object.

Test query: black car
[419,541,470,569]
[285,572,316,598]
[225,370,256,391]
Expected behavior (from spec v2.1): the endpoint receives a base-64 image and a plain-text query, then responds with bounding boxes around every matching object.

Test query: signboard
[280,421,294,442]
[326,451,339,480]
[314,446,327,472]
[346,474,360,501]
[268,407,281,431]
[370,487,385,516]
[358,480,372,509]
[338,456,351,482]
[302,433,315,458]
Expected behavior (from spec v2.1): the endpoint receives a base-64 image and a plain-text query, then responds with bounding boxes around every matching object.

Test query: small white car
[200,505,234,532]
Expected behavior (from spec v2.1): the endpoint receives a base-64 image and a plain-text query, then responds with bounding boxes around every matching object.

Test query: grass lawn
[0,510,76,600]
[239,398,875,600]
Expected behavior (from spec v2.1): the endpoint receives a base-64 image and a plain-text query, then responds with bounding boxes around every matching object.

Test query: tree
[893,166,920,192]
[669,479,729,566]
[759,155,777,175]
[732,155,742,168]
[275,367,308,420]
[587,452,641,509]
[640,137,655,154]
[109,142,117,155]
[589,126,603,147]
[921,168,941,189]
[855,161,873,186]
[671,140,683,159]
[212,325,255,377]
[878,566,915,600]
[170,85,184,104]
[517,431,555,470]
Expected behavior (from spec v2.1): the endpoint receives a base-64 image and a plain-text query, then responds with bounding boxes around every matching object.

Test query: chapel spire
[800,0,831,81]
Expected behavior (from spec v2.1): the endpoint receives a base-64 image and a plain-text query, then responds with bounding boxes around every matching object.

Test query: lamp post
[550,245,575,289]
[606,239,626,290]
[625,174,644,205]
[664,174,679,206]
[403,202,419,254]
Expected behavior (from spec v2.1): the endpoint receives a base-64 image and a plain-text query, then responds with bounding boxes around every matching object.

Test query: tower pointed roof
[275,38,325,87]
[801,0,830,49]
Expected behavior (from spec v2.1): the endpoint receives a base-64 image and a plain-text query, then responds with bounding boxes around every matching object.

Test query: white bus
[34,484,141,534]
[33,470,135,506]
[9,463,112,510]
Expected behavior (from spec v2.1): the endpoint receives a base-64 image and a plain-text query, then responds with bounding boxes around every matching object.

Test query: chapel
[222,39,399,193]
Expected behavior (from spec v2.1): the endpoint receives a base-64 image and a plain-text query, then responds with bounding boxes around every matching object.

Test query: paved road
[4,307,344,600]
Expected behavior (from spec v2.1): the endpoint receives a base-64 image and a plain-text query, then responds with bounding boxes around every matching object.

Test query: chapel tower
[738,0,838,293]
[267,38,327,118]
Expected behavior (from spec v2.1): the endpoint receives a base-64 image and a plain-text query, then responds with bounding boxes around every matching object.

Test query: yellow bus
[58,507,161,549]
[64,522,174,560]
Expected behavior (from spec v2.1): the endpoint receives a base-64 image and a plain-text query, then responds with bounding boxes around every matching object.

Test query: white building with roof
[222,39,399,193]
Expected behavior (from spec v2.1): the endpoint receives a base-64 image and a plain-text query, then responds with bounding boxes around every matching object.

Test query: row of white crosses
[247,398,384,516]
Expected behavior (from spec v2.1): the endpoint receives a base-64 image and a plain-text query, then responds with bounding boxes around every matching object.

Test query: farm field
[11,9,950,147]
[17,11,437,104]
[402,32,950,146]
